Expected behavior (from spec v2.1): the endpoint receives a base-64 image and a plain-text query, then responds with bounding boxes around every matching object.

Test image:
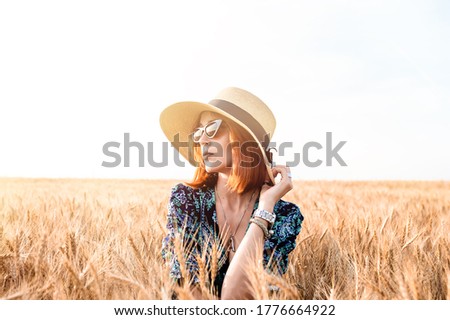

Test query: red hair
[186,118,268,194]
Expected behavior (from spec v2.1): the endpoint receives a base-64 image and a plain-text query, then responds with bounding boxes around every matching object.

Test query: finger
[285,166,292,180]
[272,165,291,180]
[271,166,281,177]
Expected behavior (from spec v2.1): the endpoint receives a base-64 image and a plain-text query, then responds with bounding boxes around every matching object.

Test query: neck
[216,172,231,196]
[215,172,256,206]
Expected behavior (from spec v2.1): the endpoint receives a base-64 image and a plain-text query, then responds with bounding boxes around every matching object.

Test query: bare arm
[220,211,271,299]
[221,166,293,300]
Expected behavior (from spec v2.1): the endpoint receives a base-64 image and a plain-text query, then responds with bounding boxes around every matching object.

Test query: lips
[202,152,214,160]
[202,146,214,160]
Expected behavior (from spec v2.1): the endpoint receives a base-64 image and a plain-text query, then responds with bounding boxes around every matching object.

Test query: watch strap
[253,208,276,225]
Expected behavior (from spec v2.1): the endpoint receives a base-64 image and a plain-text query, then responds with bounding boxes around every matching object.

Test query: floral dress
[161,183,304,297]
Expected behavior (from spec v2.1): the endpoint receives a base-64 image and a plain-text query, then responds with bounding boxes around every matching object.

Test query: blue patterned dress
[161,183,304,297]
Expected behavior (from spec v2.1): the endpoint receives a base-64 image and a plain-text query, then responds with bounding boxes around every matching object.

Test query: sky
[1,0,449,181]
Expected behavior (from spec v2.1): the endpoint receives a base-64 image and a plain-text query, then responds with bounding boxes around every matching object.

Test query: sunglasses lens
[192,128,203,142]
[205,121,220,138]
[192,120,222,143]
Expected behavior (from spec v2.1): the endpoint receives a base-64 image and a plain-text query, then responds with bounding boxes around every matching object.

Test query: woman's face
[196,112,232,174]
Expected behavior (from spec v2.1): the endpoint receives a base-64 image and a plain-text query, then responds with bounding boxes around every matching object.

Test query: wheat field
[0,178,449,300]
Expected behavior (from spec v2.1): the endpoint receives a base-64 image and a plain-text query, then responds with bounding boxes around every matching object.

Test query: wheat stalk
[1,178,449,300]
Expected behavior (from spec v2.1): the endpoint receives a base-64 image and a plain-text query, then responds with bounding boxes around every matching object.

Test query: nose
[198,130,210,146]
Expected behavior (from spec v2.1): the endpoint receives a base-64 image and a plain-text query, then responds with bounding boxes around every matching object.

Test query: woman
[160,87,304,299]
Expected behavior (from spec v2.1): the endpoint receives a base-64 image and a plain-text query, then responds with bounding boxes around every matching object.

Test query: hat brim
[160,101,275,184]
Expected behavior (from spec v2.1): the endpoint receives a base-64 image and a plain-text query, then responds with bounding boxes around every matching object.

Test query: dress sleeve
[264,202,304,275]
[161,184,200,285]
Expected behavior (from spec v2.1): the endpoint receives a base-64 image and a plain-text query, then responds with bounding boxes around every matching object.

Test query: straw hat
[159,87,276,183]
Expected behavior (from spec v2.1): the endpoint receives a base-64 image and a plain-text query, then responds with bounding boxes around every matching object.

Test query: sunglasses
[191,119,223,143]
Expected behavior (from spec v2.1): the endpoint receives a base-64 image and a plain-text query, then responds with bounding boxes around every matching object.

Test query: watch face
[256,209,275,224]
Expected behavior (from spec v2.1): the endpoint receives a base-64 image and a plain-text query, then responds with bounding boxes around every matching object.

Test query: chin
[204,166,220,174]
[205,166,232,176]
[203,158,232,174]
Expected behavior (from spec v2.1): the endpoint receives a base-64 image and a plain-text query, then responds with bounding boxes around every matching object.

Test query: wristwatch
[253,208,276,226]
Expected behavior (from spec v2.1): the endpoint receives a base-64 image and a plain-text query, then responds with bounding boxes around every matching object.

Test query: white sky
[1,0,449,181]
